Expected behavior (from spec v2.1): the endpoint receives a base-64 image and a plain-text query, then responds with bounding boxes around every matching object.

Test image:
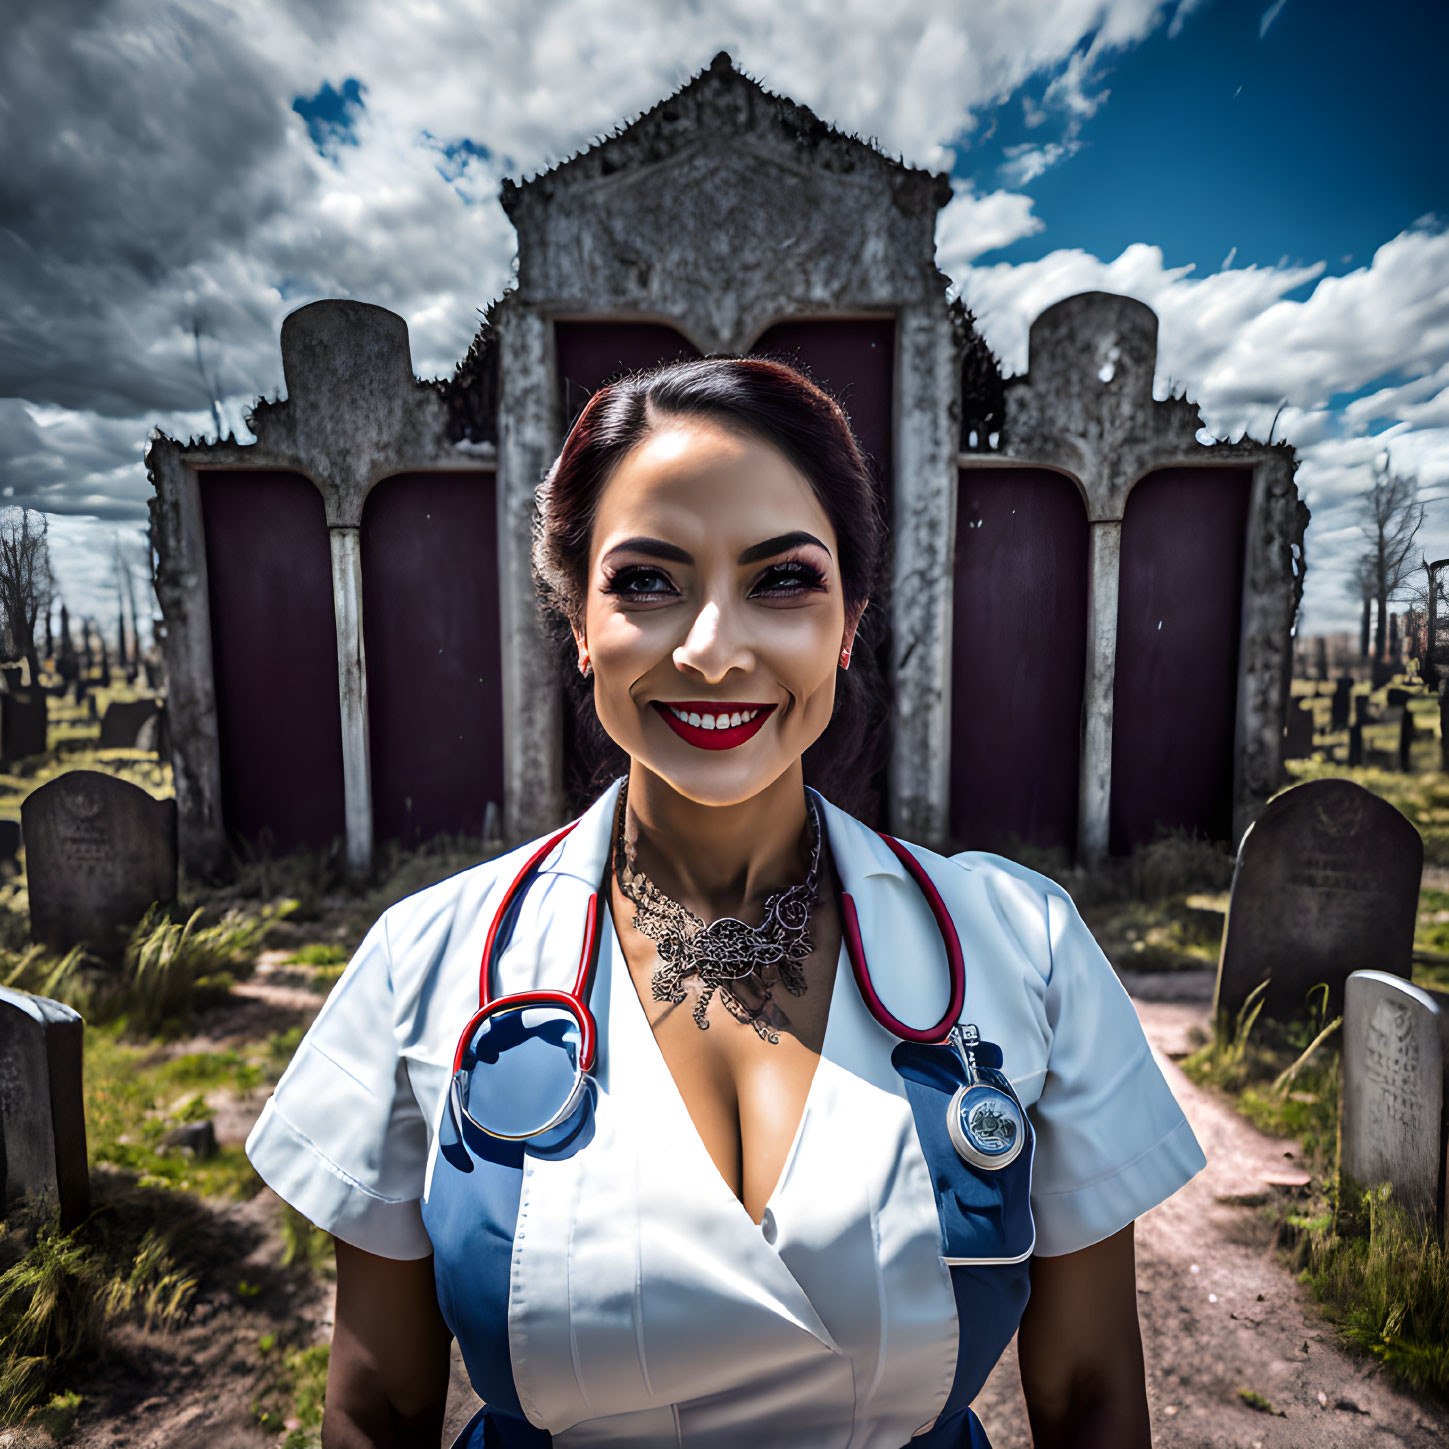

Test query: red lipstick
[652,701,777,751]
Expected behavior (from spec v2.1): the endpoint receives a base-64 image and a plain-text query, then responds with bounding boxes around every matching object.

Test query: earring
[578,657,592,678]
[839,647,852,670]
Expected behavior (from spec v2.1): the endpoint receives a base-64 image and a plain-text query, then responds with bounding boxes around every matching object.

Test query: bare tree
[0,507,54,684]
[1351,553,1377,659]
[1358,452,1426,669]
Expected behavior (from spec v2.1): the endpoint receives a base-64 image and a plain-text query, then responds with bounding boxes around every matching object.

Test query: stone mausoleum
[147,53,1307,880]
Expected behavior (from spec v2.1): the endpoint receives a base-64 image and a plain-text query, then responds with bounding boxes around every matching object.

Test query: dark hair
[532,354,890,818]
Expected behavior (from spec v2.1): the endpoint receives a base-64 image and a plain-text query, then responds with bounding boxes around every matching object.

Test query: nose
[673,596,753,683]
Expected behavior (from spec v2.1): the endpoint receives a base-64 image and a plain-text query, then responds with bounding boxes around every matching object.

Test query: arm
[1016,1224,1151,1449]
[323,1239,454,1449]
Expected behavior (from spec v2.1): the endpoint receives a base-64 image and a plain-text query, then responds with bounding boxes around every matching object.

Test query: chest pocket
[892,1037,1035,1419]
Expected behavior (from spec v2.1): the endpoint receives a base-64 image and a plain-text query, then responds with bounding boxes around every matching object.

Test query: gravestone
[1354,694,1371,726]
[1282,701,1315,760]
[1341,971,1448,1230]
[1399,706,1416,772]
[0,689,47,765]
[0,987,89,1230]
[135,706,171,762]
[1331,677,1353,731]
[1387,687,1411,710]
[1213,779,1422,1026]
[0,818,21,871]
[1347,722,1364,766]
[23,771,177,963]
[98,698,160,750]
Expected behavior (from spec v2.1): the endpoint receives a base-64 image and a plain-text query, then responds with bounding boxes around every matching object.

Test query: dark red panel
[555,322,701,431]
[950,470,1089,856]
[199,471,345,854]
[749,319,895,504]
[361,473,503,847]
[1110,468,1252,853]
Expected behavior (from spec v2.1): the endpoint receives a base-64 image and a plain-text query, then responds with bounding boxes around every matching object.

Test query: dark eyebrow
[737,531,832,565]
[603,531,833,568]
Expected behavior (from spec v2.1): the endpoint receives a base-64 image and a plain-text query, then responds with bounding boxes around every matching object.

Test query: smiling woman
[245,356,1206,1449]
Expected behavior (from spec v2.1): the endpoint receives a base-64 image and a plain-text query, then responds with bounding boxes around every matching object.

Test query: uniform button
[760,1207,777,1244]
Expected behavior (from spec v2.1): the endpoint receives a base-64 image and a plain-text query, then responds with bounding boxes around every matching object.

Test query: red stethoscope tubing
[456,809,966,1075]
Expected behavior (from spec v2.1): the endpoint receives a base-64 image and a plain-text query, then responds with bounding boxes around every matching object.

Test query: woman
[246,356,1206,1449]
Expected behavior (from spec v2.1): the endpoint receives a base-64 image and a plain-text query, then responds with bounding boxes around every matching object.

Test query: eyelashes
[602,558,828,601]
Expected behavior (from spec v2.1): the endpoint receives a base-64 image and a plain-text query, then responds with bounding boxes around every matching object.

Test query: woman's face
[577,415,863,809]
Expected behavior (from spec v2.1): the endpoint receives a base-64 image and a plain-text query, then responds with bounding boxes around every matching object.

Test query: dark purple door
[361,472,504,847]
[555,322,701,432]
[950,469,1089,856]
[749,319,896,505]
[1109,467,1252,853]
[199,471,345,854]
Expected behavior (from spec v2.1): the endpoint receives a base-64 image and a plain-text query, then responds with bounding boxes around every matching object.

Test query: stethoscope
[449,793,1026,1171]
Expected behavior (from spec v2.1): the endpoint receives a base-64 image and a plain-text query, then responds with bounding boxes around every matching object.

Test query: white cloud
[1259,0,1289,39]
[936,181,1044,268]
[954,223,1449,632]
[999,140,1079,186]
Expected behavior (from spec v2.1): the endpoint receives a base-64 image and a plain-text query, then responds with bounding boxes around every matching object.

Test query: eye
[751,558,828,597]
[603,564,679,600]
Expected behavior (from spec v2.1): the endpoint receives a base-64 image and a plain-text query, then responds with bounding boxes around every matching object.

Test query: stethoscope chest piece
[946,1024,1025,1171]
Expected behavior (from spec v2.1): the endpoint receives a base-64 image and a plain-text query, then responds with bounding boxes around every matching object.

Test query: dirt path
[971,972,1447,1448]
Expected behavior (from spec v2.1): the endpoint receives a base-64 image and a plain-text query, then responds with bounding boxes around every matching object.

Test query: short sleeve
[1027,884,1206,1257]
[244,913,433,1260]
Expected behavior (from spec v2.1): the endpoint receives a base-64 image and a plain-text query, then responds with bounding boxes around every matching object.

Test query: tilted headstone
[0,689,47,765]
[134,706,171,762]
[1214,779,1422,1026]
[98,699,160,750]
[0,987,89,1230]
[1341,971,1447,1230]
[1331,677,1353,731]
[1283,701,1315,760]
[23,771,177,963]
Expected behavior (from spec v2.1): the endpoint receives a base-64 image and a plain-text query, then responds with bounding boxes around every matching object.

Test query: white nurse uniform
[246,777,1205,1448]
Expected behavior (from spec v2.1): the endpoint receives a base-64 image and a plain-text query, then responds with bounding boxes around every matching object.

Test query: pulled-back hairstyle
[532,354,890,819]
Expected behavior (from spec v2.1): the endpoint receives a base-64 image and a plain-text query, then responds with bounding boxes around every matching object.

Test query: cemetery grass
[1184,992,1449,1402]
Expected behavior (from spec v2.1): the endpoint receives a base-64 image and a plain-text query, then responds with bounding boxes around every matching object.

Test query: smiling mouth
[651,701,777,751]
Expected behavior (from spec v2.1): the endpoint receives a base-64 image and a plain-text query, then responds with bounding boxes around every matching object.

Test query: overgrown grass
[1184,984,1449,1401]
[0,900,290,1035]
[80,1019,302,1200]
[253,1340,329,1449]
[0,1202,196,1425]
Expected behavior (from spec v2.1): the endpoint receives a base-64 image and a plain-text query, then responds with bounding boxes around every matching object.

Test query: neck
[623,760,814,915]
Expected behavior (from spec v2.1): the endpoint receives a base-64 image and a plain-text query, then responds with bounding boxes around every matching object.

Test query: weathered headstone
[1341,971,1448,1231]
[98,698,160,750]
[1331,677,1353,731]
[1399,706,1416,772]
[0,688,47,764]
[134,706,171,762]
[0,987,89,1230]
[1214,779,1422,1025]
[1283,701,1315,760]
[1347,721,1364,766]
[23,771,178,963]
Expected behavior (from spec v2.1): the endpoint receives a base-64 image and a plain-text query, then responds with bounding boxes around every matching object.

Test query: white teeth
[667,706,763,728]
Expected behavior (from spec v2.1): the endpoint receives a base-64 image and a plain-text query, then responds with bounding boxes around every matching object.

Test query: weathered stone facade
[147,53,1305,877]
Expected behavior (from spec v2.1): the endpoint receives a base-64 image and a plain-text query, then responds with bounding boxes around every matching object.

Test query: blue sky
[2,0,1445,634]
[967,0,1447,285]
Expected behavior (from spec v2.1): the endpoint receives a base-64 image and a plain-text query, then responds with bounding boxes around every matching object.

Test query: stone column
[145,438,229,881]
[496,299,564,842]
[1078,517,1123,863]
[329,527,372,876]
[888,302,960,848]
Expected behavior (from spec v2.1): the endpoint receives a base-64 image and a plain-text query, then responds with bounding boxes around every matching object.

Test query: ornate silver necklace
[613,782,822,1044]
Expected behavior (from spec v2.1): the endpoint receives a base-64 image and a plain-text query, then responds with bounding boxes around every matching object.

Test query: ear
[840,597,868,669]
